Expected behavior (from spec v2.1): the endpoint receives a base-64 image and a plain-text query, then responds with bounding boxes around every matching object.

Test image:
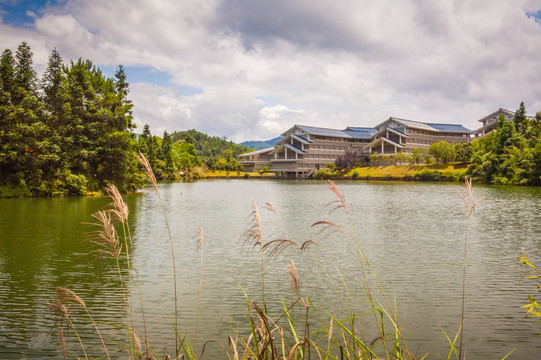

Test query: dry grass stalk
[89,210,122,259]
[327,180,350,215]
[197,227,204,250]
[240,200,264,254]
[261,239,300,258]
[460,177,482,219]
[311,220,348,243]
[56,288,87,309]
[289,260,300,295]
[105,184,129,224]
[136,152,159,193]
[300,239,320,251]
[131,329,142,355]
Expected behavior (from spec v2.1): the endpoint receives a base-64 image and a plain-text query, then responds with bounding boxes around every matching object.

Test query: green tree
[381,153,392,165]
[454,142,473,163]
[411,148,423,164]
[514,101,528,135]
[429,141,455,164]
[162,130,175,175]
[369,152,380,166]
[13,41,37,103]
[0,49,15,105]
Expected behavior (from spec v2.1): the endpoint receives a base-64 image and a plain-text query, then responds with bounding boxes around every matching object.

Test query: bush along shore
[48,153,535,360]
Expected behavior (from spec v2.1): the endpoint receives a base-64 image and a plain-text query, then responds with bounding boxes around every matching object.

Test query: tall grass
[50,161,494,359]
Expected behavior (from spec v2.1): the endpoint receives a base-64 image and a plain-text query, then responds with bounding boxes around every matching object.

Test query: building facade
[238,115,486,178]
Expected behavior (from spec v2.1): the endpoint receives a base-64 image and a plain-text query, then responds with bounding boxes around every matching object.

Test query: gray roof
[291,133,312,144]
[426,123,474,133]
[290,125,378,139]
[385,117,473,133]
[284,143,307,154]
[388,117,437,131]
[238,147,274,157]
[293,125,352,138]
[344,127,378,139]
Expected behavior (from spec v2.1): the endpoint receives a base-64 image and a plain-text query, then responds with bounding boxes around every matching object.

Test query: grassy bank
[314,163,468,182]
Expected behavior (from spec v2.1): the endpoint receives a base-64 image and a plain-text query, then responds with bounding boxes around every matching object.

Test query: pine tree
[13,41,37,103]
[514,101,528,135]
[162,130,174,174]
[0,49,15,105]
[42,48,64,113]
[113,65,135,131]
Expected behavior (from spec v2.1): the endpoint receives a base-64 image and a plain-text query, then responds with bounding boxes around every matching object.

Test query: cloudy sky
[1,0,541,142]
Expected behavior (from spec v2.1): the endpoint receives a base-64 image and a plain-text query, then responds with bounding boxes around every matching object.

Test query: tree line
[0,42,252,197]
[0,42,141,196]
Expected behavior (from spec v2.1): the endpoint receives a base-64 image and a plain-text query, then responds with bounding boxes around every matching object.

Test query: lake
[0,180,540,358]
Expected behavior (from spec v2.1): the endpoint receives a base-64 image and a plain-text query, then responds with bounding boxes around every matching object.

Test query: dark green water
[1,180,540,358]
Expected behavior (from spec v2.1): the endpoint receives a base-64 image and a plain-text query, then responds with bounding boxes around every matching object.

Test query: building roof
[344,127,378,139]
[290,125,352,138]
[284,143,307,154]
[477,108,515,123]
[238,147,274,157]
[286,125,378,139]
[387,117,437,131]
[426,123,475,133]
[290,133,312,144]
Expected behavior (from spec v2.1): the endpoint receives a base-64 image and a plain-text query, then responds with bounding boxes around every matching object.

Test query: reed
[50,163,496,359]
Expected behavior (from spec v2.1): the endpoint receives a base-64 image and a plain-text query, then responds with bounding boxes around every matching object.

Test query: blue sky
[1,0,541,142]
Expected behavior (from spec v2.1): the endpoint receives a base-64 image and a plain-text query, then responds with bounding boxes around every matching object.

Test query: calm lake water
[1,180,540,358]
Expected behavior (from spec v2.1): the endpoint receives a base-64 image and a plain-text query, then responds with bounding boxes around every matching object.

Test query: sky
[1,0,541,142]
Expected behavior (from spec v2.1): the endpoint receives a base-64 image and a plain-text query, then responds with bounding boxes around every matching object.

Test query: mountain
[240,136,283,150]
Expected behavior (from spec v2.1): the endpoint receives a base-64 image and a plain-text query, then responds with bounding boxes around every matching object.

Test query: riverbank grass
[347,163,467,179]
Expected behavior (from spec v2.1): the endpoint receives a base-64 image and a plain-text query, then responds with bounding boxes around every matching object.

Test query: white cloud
[1,0,540,141]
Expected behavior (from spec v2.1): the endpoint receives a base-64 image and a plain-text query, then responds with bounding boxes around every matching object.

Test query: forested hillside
[171,129,251,170]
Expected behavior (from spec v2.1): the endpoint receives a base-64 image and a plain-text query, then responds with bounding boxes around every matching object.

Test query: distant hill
[240,136,283,150]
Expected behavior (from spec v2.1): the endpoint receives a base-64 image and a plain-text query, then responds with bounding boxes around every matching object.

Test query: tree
[113,65,135,131]
[369,152,380,166]
[334,149,369,169]
[13,41,37,103]
[514,101,528,135]
[162,130,174,175]
[0,49,15,105]
[454,142,473,163]
[381,153,392,165]
[429,141,455,164]
[411,148,423,164]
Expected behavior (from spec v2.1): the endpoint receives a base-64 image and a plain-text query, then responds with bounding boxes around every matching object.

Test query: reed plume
[458,177,482,360]
[88,210,122,259]
[137,152,178,358]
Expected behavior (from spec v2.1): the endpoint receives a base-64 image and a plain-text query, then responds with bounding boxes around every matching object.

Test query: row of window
[307,154,337,159]
[407,129,469,137]
[405,138,435,145]
[309,144,347,150]
[298,163,328,169]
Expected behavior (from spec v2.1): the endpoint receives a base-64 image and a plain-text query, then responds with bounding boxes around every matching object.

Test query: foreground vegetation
[50,155,525,359]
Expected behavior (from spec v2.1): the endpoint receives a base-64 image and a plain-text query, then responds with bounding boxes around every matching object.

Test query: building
[475,108,516,138]
[239,116,481,178]
[365,117,474,155]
